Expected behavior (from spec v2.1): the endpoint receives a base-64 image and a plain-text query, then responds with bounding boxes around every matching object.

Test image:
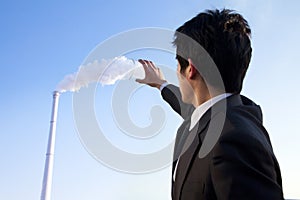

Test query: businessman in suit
[136,9,284,199]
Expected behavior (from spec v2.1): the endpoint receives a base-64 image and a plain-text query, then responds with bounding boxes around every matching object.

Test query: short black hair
[173,9,252,93]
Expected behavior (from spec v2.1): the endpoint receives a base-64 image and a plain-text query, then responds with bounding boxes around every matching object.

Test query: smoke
[56,56,145,93]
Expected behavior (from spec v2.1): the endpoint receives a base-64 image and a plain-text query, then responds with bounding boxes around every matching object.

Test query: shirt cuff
[159,82,169,91]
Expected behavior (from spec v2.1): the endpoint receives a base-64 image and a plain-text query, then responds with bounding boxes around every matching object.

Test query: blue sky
[1,0,300,199]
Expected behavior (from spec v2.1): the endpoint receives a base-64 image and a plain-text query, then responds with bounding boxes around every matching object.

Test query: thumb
[135,78,144,83]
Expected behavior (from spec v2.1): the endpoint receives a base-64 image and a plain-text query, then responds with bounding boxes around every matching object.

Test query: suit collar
[198,94,243,142]
[190,93,233,131]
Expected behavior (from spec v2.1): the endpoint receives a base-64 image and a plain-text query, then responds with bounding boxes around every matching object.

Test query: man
[136,9,284,199]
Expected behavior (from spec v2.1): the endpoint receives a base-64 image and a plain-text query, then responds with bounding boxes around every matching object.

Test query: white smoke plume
[56,56,145,93]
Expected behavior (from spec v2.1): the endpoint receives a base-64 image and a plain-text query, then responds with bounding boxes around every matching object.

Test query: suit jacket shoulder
[209,108,284,199]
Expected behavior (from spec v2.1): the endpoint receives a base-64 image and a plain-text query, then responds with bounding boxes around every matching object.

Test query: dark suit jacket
[161,84,284,200]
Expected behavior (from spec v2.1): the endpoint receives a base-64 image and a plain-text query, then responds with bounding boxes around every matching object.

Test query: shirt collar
[189,93,232,131]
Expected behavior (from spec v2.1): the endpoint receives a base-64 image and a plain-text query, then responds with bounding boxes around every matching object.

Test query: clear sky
[1,0,300,199]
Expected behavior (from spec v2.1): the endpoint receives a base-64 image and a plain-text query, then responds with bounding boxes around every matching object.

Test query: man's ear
[188,58,198,79]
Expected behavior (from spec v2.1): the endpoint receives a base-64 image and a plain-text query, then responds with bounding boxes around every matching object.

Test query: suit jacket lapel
[174,111,211,199]
[172,118,191,175]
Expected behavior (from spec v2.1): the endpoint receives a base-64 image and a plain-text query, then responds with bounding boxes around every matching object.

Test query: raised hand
[136,59,167,90]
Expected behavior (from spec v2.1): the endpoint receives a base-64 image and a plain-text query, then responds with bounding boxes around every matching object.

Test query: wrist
[156,80,167,90]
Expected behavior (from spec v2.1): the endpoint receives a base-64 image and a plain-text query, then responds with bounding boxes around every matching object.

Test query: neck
[192,87,225,107]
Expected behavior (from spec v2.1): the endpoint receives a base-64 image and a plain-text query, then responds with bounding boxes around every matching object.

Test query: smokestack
[40,91,60,200]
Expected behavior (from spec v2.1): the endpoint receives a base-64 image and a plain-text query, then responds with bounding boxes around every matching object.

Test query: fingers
[136,59,166,89]
[137,58,160,78]
[138,59,148,73]
[138,59,146,65]
[149,61,157,70]
[136,59,149,84]
[138,59,157,70]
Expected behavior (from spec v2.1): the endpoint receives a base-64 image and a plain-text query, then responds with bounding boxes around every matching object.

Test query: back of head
[174,9,252,94]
